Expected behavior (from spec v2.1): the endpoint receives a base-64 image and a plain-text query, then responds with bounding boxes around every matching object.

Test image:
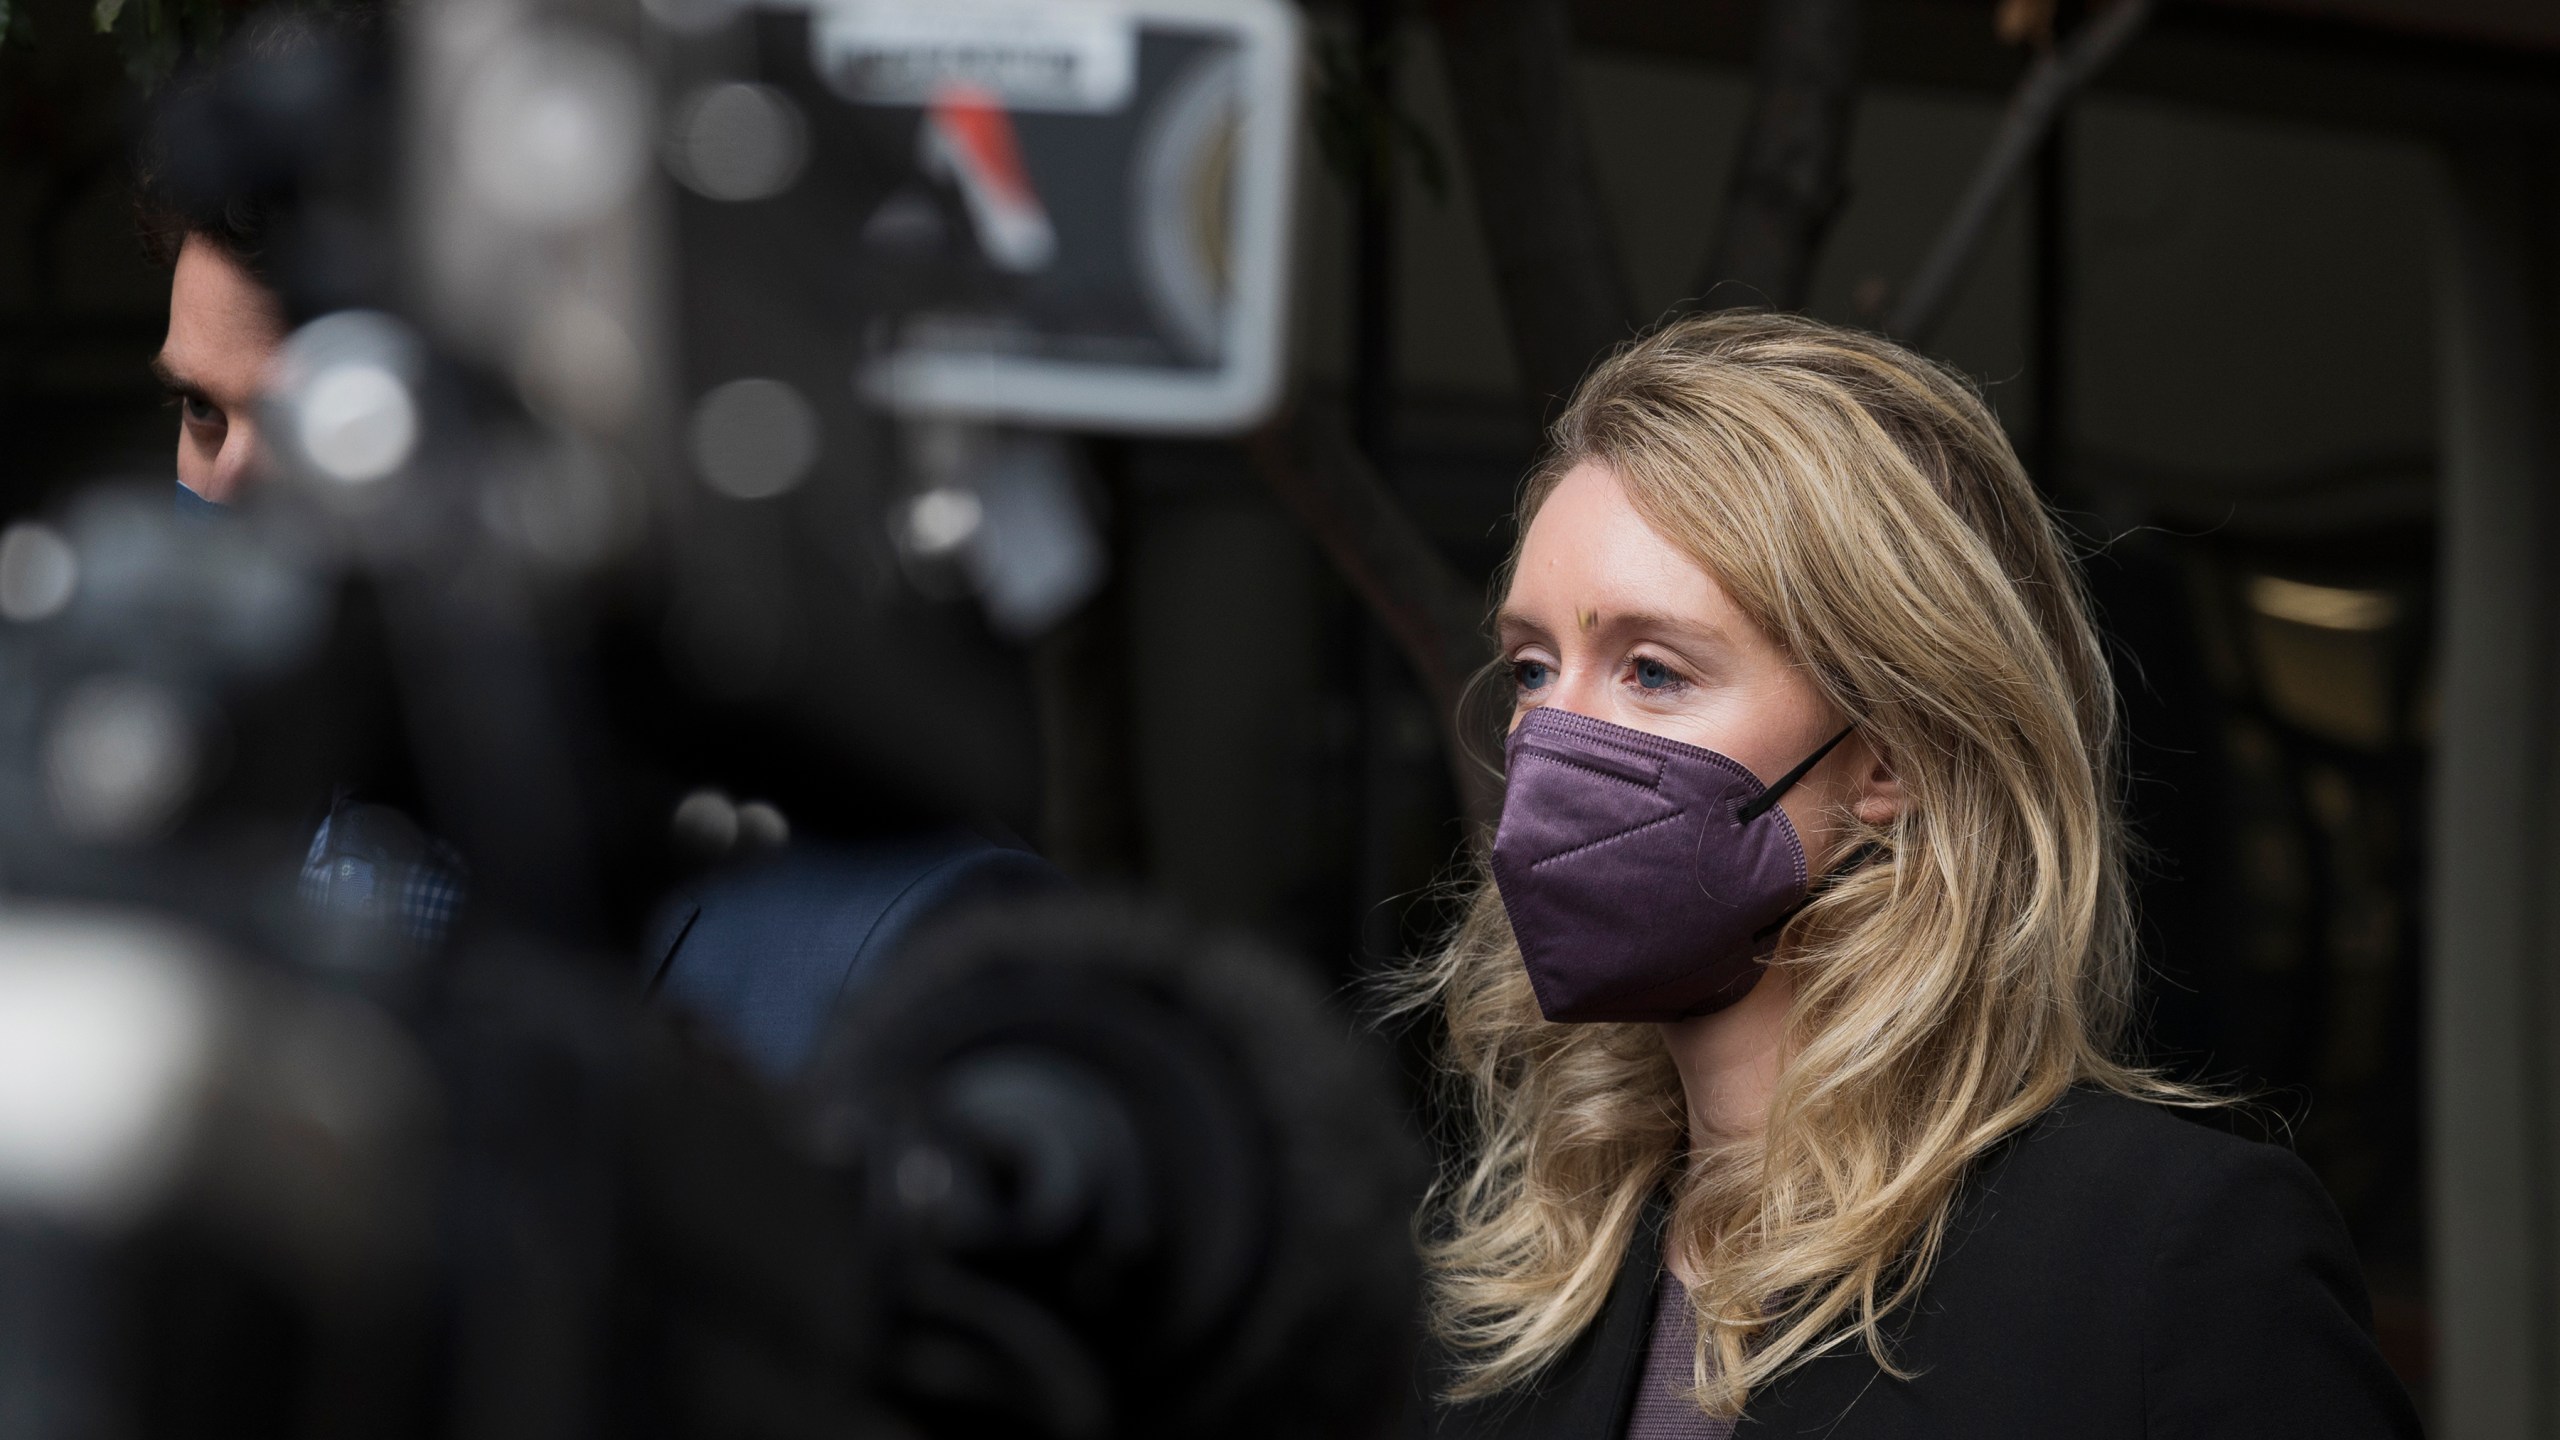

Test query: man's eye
[1511,660,1552,692]
[182,396,223,427]
[1633,658,1680,690]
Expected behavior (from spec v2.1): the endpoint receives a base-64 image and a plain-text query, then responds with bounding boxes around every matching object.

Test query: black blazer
[1421,1089,2423,1439]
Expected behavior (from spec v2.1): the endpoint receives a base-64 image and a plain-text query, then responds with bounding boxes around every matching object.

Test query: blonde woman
[1410,313,2420,1438]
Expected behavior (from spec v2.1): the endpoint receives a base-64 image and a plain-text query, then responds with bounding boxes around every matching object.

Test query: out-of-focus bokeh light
[903,486,984,557]
[297,364,418,486]
[515,296,644,431]
[669,82,808,202]
[894,1142,954,1210]
[44,675,199,845]
[478,441,636,571]
[0,522,78,623]
[0,912,216,1227]
[735,799,790,849]
[688,377,819,499]
[671,786,741,855]
[670,788,792,857]
[457,34,652,232]
[273,311,427,493]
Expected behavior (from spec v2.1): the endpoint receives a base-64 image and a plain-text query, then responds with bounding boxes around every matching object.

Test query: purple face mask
[1490,708,1856,1023]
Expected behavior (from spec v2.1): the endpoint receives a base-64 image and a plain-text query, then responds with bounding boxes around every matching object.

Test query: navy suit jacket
[641,830,1061,1083]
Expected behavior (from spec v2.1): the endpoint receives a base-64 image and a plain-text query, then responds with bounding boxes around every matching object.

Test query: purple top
[1625,1271,1736,1440]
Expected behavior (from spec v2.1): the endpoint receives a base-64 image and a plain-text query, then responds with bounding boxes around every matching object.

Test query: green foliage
[1312,27,1449,205]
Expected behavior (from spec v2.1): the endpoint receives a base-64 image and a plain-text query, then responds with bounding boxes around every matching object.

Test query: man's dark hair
[132,2,390,279]
[134,156,271,275]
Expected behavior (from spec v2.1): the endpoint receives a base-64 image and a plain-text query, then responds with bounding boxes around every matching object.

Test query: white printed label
[812,0,1136,113]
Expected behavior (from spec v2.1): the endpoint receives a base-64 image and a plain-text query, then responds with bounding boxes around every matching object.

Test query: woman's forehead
[1509,463,1746,632]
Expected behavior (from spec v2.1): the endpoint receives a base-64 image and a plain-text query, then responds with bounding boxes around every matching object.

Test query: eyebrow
[1495,606,1734,652]
[149,354,212,408]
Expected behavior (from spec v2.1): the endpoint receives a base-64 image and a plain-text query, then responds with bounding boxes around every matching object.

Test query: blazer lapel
[1416,1197,1671,1440]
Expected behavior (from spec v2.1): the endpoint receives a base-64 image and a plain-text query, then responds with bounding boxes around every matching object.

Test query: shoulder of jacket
[1958,1087,2289,1219]
[2034,1082,2261,1151]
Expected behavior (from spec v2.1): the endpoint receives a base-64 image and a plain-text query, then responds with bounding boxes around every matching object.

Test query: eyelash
[1627,655,1688,695]
[1507,654,1692,696]
[174,395,222,427]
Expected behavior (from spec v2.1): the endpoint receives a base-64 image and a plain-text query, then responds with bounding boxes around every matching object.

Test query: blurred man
[138,157,470,943]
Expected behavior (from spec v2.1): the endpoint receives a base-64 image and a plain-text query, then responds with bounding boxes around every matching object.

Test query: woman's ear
[1852,743,1904,827]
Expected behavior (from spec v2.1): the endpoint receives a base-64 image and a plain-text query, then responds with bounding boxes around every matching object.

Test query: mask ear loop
[1738,724,1881,946]
[1733,723,1859,824]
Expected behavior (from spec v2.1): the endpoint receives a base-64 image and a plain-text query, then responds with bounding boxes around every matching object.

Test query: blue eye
[1512,660,1552,692]
[1633,658,1679,690]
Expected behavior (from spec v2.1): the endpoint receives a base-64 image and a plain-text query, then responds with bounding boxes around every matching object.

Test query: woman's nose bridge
[1547,653,1611,721]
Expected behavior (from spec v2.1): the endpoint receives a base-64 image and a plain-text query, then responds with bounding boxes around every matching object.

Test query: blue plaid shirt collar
[298,790,468,953]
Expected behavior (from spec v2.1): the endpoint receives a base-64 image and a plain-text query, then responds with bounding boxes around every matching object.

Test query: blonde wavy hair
[1407,310,2190,1417]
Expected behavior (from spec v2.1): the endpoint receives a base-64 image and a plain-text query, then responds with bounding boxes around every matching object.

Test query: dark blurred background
[13,0,2560,1431]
